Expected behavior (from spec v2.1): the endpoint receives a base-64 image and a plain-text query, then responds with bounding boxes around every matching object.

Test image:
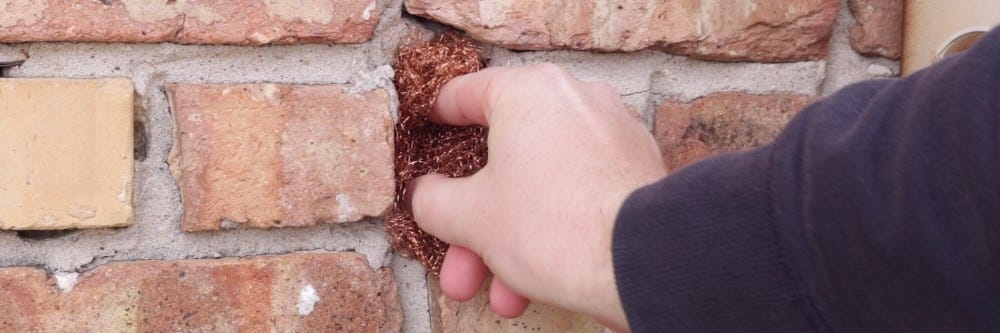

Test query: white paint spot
[866,63,894,77]
[362,0,376,20]
[116,173,131,204]
[54,272,79,293]
[251,32,274,45]
[743,0,759,18]
[336,194,356,221]
[263,84,281,106]
[219,220,240,229]
[297,284,320,316]
[67,205,97,220]
[43,214,57,226]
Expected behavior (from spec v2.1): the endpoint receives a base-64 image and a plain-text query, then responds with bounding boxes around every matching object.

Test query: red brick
[167,84,394,231]
[0,253,401,332]
[404,0,839,62]
[848,0,903,59]
[0,0,381,45]
[428,278,605,333]
[655,93,816,171]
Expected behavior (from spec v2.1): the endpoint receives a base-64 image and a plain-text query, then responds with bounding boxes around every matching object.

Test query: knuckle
[533,63,574,82]
[526,63,573,83]
[485,64,573,106]
[531,63,567,76]
[591,81,618,95]
[520,64,582,98]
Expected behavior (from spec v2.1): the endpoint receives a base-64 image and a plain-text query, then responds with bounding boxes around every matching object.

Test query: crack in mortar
[73,247,364,274]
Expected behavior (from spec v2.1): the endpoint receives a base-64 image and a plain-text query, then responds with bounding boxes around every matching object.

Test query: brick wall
[0,0,900,331]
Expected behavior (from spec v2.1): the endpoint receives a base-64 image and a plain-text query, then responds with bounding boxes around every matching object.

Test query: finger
[489,277,530,318]
[406,173,478,246]
[432,64,572,126]
[439,245,489,301]
[430,67,503,126]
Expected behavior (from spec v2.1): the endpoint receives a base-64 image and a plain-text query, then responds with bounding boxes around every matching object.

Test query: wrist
[584,184,641,331]
[590,170,665,331]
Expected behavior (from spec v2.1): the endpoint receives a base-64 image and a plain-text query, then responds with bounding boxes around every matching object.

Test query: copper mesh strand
[387,33,487,274]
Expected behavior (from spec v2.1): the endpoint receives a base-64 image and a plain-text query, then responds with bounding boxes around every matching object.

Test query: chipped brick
[849,0,903,59]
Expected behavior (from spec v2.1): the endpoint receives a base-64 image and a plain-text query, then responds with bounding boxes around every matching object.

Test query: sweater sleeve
[613,27,1000,332]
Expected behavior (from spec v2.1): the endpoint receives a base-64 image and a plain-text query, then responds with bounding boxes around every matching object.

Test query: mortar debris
[387,33,487,274]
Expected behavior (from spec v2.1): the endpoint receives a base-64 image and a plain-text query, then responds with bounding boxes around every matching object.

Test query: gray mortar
[821,0,901,95]
[486,47,828,128]
[0,0,898,331]
[392,256,432,333]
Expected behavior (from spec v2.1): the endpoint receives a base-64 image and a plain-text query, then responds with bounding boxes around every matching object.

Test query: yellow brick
[0,78,134,230]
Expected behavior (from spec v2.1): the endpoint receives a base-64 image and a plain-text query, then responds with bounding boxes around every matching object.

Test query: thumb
[406,173,480,246]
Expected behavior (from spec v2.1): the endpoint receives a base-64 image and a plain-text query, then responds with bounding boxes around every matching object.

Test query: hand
[407,64,666,331]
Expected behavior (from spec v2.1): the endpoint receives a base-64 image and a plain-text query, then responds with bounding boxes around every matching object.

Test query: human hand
[407,64,666,331]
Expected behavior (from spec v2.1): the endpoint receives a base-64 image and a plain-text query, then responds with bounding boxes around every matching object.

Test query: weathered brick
[848,0,903,59]
[428,278,605,333]
[168,83,394,231]
[0,253,402,333]
[0,0,381,45]
[0,78,134,230]
[404,0,839,62]
[655,93,816,171]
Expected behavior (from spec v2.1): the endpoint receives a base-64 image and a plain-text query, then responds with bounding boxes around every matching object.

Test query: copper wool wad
[387,33,488,274]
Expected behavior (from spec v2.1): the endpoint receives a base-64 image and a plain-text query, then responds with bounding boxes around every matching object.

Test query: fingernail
[403,176,421,213]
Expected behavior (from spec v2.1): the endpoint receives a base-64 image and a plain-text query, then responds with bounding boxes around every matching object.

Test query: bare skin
[407,64,667,332]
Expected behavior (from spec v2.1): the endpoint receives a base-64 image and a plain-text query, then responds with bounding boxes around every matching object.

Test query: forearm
[614,27,1000,332]
[614,148,815,332]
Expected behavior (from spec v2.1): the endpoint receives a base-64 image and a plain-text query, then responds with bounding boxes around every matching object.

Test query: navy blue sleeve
[613,27,1000,332]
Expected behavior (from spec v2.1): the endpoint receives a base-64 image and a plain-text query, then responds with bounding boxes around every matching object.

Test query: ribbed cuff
[613,149,817,332]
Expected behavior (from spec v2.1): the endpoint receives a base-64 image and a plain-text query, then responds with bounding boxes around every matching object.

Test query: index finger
[430,67,506,126]
[432,64,570,126]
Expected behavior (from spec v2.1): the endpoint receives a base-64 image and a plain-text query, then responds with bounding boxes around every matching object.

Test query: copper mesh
[387,33,488,274]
